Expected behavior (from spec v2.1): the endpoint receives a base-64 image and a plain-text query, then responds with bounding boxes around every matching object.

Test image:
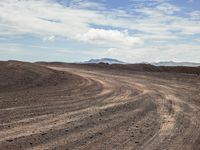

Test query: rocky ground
[0,61,200,150]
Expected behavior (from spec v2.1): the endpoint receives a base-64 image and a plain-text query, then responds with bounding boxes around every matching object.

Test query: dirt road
[0,64,200,150]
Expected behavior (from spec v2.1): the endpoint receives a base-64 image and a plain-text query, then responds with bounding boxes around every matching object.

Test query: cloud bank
[0,0,200,62]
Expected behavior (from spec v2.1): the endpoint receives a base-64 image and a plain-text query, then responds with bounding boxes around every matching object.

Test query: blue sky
[0,0,200,63]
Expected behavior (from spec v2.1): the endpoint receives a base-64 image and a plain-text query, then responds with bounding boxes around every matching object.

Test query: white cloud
[0,0,90,37]
[43,35,55,42]
[76,29,143,47]
[0,0,199,41]
[69,0,105,10]
[194,38,200,42]
[156,3,180,14]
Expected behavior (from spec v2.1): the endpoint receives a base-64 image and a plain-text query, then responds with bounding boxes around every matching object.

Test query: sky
[0,0,200,63]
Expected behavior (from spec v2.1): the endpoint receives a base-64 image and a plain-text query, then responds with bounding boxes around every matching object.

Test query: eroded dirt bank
[0,61,200,150]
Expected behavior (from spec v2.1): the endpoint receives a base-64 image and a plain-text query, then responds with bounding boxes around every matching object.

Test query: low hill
[0,61,68,92]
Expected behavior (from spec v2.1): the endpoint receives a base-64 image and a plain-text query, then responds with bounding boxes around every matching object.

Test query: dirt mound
[0,61,67,92]
[87,63,200,75]
[159,66,200,75]
[63,63,200,75]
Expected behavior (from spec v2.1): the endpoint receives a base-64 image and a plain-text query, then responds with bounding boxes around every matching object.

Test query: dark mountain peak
[84,58,124,64]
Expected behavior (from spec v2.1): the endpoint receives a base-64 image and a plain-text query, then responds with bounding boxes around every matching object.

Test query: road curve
[0,65,200,150]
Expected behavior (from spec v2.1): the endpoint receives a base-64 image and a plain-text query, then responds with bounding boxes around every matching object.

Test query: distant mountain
[84,58,124,64]
[152,61,200,67]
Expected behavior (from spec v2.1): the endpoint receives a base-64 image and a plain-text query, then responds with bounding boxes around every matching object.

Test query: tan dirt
[0,62,200,150]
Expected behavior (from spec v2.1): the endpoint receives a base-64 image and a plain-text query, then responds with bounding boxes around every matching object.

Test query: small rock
[6,139,13,142]
[65,129,69,132]
[135,141,139,143]
[89,136,93,139]
[41,133,47,136]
